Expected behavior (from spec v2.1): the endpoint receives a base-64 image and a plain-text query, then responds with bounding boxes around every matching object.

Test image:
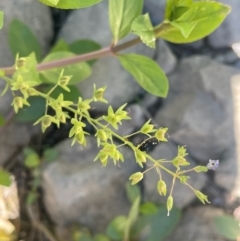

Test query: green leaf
[41,0,59,5]
[0,70,5,77]
[106,216,127,240]
[39,0,102,9]
[131,206,181,240]
[132,13,155,48]
[109,0,143,43]
[126,181,141,204]
[8,19,41,61]
[50,39,69,53]
[118,54,169,97]
[40,51,91,85]
[124,196,140,240]
[79,234,94,241]
[0,114,5,126]
[43,148,58,162]
[157,2,231,43]
[214,215,240,240]
[43,85,81,102]
[15,96,46,122]
[0,11,4,29]
[24,152,40,168]
[165,0,192,20]
[140,202,158,215]
[69,39,101,65]
[0,169,11,187]
[94,234,110,241]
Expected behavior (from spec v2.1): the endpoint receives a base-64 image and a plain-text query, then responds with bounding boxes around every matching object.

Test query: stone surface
[215,144,238,193]
[156,40,177,74]
[42,137,140,233]
[164,206,225,241]
[58,0,156,111]
[208,0,240,48]
[116,104,146,137]
[154,56,238,162]
[144,142,207,208]
[0,0,52,164]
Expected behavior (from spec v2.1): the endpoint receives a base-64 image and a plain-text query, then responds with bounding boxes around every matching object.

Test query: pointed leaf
[131,206,181,240]
[39,0,102,9]
[109,0,143,43]
[132,13,155,48]
[8,19,41,61]
[118,54,168,97]
[124,196,140,240]
[106,216,127,240]
[50,39,69,53]
[0,11,4,29]
[0,114,5,126]
[126,181,141,204]
[0,169,11,187]
[214,215,240,240]
[158,2,231,43]
[40,51,91,85]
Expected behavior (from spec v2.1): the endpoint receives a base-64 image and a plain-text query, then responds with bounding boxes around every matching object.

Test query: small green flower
[11,96,30,113]
[140,119,156,134]
[129,172,143,185]
[155,127,168,142]
[194,190,210,204]
[157,180,167,196]
[34,115,56,133]
[93,84,108,103]
[134,149,146,168]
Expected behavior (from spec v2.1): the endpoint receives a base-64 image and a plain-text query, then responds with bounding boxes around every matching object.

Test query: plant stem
[0,37,142,76]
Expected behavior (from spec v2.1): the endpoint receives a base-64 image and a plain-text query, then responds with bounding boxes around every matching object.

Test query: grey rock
[208,0,240,48]
[58,0,155,111]
[164,206,225,241]
[154,56,238,162]
[214,144,238,193]
[0,0,52,164]
[0,123,40,165]
[42,137,140,233]
[143,0,165,26]
[156,40,177,74]
[116,104,146,136]
[144,142,207,208]
[213,50,239,65]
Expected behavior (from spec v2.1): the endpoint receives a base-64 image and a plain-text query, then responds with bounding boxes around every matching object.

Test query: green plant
[66,183,181,241]
[214,215,240,240]
[0,0,230,239]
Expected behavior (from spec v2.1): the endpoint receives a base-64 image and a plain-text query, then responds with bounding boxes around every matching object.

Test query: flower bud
[42,115,52,128]
[194,166,208,173]
[157,180,167,196]
[93,85,107,103]
[167,195,173,216]
[129,172,143,185]
[16,57,26,69]
[59,75,72,86]
[95,129,108,142]
[194,190,210,204]
[134,150,146,167]
[155,128,168,142]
